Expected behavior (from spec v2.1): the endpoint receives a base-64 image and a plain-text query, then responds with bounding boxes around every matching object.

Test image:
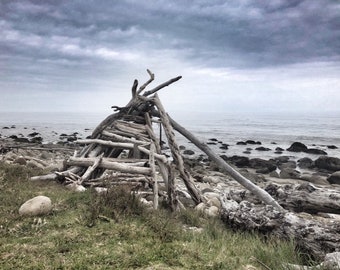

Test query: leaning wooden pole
[167,116,284,212]
[153,94,202,204]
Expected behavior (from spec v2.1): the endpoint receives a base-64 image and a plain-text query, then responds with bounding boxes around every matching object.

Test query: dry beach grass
[0,153,322,269]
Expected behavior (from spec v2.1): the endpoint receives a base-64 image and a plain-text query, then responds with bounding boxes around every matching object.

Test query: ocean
[0,111,339,160]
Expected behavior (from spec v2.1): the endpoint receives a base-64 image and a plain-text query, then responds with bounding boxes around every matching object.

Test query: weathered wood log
[102,130,148,144]
[78,153,104,184]
[228,182,340,215]
[265,182,340,215]
[153,95,202,204]
[149,143,158,209]
[221,199,340,260]
[166,115,284,212]
[66,157,151,175]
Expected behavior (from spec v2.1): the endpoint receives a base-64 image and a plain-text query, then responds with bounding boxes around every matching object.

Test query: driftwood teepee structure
[32,70,282,212]
[30,70,340,261]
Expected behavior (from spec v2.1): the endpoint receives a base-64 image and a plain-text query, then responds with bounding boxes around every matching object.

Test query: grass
[0,161,322,269]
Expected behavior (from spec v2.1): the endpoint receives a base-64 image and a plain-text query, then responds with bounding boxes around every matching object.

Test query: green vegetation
[0,162,320,269]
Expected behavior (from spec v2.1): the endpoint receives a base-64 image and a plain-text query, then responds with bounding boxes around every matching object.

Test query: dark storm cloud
[1,0,339,68]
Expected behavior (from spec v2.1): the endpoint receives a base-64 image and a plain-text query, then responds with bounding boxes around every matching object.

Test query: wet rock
[19,196,52,216]
[327,145,338,149]
[207,142,217,145]
[305,148,327,155]
[179,145,186,150]
[219,144,229,150]
[209,138,218,142]
[223,155,250,167]
[274,151,283,154]
[255,146,271,151]
[243,151,251,154]
[315,156,340,172]
[183,149,195,155]
[30,136,43,144]
[245,140,257,145]
[28,132,40,137]
[2,126,9,129]
[287,142,308,152]
[249,158,276,174]
[236,141,247,145]
[275,147,284,151]
[298,157,314,169]
[327,171,340,185]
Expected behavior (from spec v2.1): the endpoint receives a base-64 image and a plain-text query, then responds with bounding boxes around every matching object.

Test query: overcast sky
[1,0,339,115]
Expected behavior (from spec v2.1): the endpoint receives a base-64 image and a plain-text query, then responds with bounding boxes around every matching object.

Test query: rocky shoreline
[1,128,340,188]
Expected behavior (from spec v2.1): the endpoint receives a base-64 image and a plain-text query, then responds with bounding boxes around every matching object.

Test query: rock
[327,171,340,185]
[274,151,283,154]
[19,196,52,216]
[207,197,221,208]
[255,146,271,151]
[243,151,251,154]
[245,140,257,145]
[280,168,300,179]
[205,206,219,217]
[298,157,314,169]
[28,132,40,137]
[66,183,86,192]
[305,148,327,155]
[275,156,290,164]
[219,144,229,150]
[275,147,284,151]
[249,158,276,174]
[315,156,340,172]
[195,202,206,213]
[269,171,280,178]
[327,145,338,149]
[183,149,195,155]
[236,141,247,145]
[322,252,340,269]
[209,138,218,142]
[223,155,250,167]
[202,176,220,184]
[287,142,308,152]
[14,156,27,166]
[278,161,296,170]
[300,173,329,185]
[179,145,186,150]
[30,137,43,144]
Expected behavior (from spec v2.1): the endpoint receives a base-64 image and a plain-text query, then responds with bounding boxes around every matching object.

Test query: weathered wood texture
[221,199,340,260]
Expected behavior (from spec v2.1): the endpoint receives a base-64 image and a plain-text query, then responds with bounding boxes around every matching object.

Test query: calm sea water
[0,111,339,160]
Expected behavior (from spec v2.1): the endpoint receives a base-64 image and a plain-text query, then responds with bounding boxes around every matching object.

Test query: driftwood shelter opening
[32,69,281,212]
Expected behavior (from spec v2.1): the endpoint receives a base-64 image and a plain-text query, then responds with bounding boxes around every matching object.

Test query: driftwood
[29,69,340,260]
[227,182,340,215]
[221,199,340,260]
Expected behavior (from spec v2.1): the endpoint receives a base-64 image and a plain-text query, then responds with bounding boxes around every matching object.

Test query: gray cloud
[0,0,339,112]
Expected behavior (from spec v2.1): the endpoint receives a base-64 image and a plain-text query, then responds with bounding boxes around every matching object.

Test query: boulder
[327,171,340,185]
[280,168,300,179]
[249,158,276,174]
[287,142,308,152]
[278,161,297,170]
[327,145,338,149]
[298,157,314,169]
[300,173,329,185]
[19,196,52,216]
[275,156,290,164]
[245,140,257,145]
[225,155,250,167]
[205,206,219,217]
[315,156,340,172]
[236,141,247,145]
